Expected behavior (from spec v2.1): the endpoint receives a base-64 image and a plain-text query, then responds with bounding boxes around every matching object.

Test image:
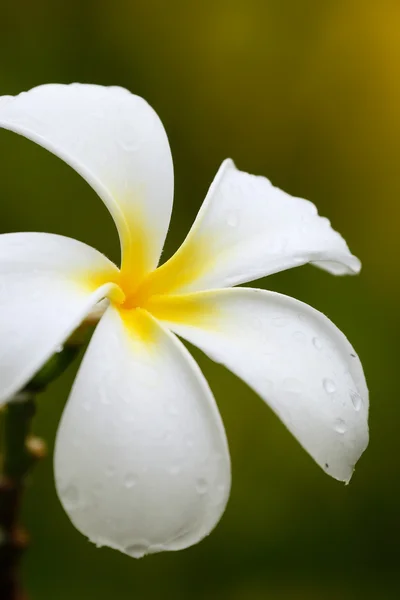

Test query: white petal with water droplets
[0,84,174,274]
[0,232,118,404]
[159,160,360,293]
[152,288,369,481]
[54,306,231,557]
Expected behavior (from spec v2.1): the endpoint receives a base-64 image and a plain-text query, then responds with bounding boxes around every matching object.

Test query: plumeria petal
[54,306,231,557]
[0,232,119,404]
[0,84,174,280]
[141,160,360,296]
[148,288,369,482]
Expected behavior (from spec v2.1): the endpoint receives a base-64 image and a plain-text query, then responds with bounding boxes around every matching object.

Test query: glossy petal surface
[146,160,360,295]
[0,84,174,278]
[0,232,118,404]
[54,306,231,557]
[150,288,369,481]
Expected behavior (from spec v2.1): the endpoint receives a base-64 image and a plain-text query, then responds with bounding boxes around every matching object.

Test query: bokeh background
[0,0,399,598]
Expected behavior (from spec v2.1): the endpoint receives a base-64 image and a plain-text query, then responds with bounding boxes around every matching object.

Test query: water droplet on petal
[124,473,137,488]
[323,378,336,394]
[312,337,323,350]
[350,391,362,411]
[334,419,346,434]
[125,542,148,558]
[196,477,208,495]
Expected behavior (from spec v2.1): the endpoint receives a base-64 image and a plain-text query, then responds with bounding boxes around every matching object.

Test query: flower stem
[0,391,43,600]
[0,336,84,599]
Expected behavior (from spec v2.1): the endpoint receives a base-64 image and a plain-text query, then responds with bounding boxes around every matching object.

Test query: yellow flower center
[81,221,218,342]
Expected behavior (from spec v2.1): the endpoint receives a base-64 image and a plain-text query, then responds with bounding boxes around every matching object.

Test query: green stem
[0,335,86,600]
[0,391,40,600]
[3,396,38,480]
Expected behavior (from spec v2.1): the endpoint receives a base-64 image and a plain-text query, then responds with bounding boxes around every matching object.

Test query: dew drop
[196,477,208,495]
[292,331,306,344]
[323,378,336,394]
[312,336,323,350]
[124,473,137,489]
[125,543,148,558]
[227,211,239,227]
[350,391,362,411]
[334,419,347,434]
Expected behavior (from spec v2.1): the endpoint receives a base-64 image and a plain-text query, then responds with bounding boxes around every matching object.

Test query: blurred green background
[0,0,399,598]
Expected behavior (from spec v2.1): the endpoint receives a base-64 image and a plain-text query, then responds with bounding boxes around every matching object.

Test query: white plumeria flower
[0,84,368,558]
